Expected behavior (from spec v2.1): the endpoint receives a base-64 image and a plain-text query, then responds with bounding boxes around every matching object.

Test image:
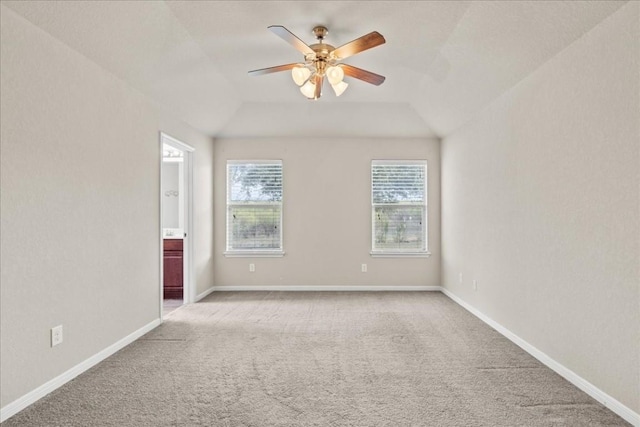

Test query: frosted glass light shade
[291,66,311,86]
[331,81,348,97]
[326,66,344,85]
[300,80,316,98]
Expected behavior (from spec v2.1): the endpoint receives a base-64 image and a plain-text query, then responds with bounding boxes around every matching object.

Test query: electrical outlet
[361,263,367,273]
[459,273,463,284]
[473,280,478,291]
[249,263,255,273]
[51,325,63,347]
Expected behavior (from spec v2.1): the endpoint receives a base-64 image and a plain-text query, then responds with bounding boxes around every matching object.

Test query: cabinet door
[163,251,183,299]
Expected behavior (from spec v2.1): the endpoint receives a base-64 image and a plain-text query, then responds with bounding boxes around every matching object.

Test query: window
[371,161,428,256]
[225,160,283,256]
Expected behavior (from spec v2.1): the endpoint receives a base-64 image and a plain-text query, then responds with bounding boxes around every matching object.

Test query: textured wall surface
[441,3,639,413]
[0,6,214,407]
[213,138,440,288]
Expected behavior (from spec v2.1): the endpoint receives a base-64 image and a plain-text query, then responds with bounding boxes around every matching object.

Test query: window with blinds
[371,161,427,254]
[226,161,283,254]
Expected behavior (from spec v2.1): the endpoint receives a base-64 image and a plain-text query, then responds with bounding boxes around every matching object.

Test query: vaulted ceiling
[3,1,627,138]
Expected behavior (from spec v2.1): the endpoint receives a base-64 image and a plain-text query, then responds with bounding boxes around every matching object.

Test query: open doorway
[160,133,194,318]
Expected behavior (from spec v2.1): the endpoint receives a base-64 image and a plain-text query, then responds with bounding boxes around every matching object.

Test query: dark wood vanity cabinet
[163,239,183,299]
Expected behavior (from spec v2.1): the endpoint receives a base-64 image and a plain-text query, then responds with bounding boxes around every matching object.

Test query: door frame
[159,132,195,319]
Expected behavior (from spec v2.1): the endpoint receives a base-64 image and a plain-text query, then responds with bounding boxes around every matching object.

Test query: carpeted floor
[3,292,629,426]
[163,298,183,318]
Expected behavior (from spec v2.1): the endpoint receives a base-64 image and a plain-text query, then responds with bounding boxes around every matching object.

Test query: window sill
[224,251,285,258]
[370,251,431,258]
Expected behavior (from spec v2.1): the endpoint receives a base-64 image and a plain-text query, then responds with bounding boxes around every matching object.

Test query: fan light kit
[249,25,386,100]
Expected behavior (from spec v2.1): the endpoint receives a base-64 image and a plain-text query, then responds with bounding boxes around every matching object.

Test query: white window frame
[370,160,430,258]
[224,160,284,257]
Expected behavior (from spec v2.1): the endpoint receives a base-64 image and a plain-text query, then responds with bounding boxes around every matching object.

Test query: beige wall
[213,138,440,288]
[0,6,214,408]
[441,3,639,413]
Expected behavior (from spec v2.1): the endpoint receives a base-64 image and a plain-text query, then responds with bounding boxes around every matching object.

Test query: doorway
[160,133,194,318]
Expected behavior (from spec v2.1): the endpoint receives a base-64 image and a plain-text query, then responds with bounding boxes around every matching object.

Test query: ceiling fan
[248,25,386,100]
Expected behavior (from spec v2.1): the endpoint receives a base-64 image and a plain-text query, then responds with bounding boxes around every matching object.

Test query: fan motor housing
[309,43,335,58]
[309,26,335,63]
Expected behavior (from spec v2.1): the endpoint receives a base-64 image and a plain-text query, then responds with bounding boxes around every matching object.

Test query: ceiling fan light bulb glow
[291,66,311,86]
[300,80,316,98]
[326,66,344,85]
[331,81,348,97]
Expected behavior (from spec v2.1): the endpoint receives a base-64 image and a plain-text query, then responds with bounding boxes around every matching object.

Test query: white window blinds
[226,161,283,253]
[371,161,427,254]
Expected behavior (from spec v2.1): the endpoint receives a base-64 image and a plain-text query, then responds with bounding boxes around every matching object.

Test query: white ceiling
[3,0,627,138]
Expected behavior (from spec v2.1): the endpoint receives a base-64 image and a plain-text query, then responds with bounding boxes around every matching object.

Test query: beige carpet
[163,298,183,318]
[3,292,629,426]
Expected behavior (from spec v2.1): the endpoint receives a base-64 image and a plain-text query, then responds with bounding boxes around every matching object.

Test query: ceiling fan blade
[248,63,299,76]
[314,74,323,99]
[268,25,315,56]
[331,31,385,60]
[339,64,386,86]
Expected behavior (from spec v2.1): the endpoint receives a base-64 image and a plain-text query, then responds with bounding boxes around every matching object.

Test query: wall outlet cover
[51,325,63,347]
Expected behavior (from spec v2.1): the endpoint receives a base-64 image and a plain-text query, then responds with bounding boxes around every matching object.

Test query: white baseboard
[440,288,639,427]
[195,285,216,302]
[210,285,442,292]
[0,318,161,423]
